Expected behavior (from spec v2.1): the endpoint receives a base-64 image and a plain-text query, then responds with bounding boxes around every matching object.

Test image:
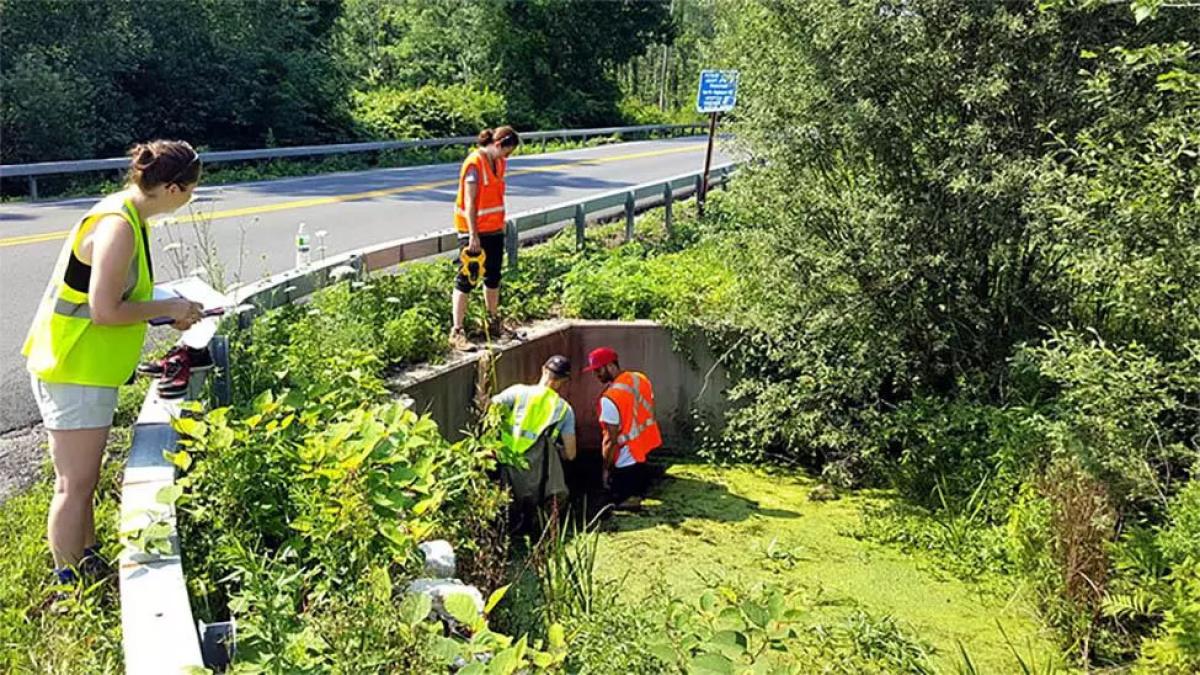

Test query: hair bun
[132,144,156,170]
[477,129,494,146]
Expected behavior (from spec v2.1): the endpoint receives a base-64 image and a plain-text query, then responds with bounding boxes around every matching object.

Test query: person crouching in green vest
[490,355,577,534]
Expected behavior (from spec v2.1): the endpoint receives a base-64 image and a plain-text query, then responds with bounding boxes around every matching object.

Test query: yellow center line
[0,144,702,250]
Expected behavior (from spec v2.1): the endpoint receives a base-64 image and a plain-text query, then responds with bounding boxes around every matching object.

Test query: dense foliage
[1,0,696,167]
[671,0,1200,669]
[5,1,1199,670]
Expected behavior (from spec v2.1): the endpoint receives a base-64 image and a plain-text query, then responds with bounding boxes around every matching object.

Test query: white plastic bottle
[296,222,311,268]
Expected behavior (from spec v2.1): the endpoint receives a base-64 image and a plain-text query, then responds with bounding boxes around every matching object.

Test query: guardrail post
[695,175,704,210]
[210,335,231,406]
[574,204,586,251]
[663,183,674,237]
[540,137,547,154]
[624,191,635,242]
[28,176,38,201]
[505,219,518,272]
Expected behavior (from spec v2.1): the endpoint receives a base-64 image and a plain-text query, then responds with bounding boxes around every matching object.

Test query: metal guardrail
[119,162,735,671]
[0,124,703,200]
[232,162,736,316]
[119,372,214,674]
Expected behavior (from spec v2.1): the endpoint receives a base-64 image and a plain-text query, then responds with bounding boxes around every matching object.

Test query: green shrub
[381,307,444,366]
[175,384,527,669]
[877,397,1042,516]
[352,84,506,140]
[1108,480,1200,672]
[0,50,96,164]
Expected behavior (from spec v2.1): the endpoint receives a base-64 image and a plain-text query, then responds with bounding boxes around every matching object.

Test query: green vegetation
[1,0,702,172]
[686,0,1199,670]
[0,432,128,674]
[3,0,1199,671]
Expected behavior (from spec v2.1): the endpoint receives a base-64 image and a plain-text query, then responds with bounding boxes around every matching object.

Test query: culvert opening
[389,319,730,513]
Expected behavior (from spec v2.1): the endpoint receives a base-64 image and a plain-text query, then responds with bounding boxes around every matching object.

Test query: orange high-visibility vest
[454,150,506,234]
[599,371,662,463]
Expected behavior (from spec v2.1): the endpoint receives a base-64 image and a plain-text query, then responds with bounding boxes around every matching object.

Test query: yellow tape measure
[460,248,486,285]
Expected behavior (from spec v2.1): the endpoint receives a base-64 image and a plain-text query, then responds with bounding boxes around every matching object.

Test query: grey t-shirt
[492,384,575,437]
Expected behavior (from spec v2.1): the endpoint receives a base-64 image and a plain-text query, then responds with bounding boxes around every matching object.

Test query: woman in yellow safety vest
[23,140,205,585]
[449,126,521,351]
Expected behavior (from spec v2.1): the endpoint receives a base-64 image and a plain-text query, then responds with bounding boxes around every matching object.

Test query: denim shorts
[30,375,118,430]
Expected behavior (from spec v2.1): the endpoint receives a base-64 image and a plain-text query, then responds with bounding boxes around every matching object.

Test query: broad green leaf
[700,590,716,612]
[741,600,770,628]
[378,521,409,548]
[705,630,748,661]
[548,623,566,649]
[488,646,519,675]
[399,593,432,627]
[173,417,205,439]
[431,636,462,663]
[409,520,434,542]
[767,592,785,621]
[716,606,745,631]
[164,449,192,471]
[650,643,677,664]
[412,492,443,516]
[155,484,183,505]
[210,425,235,449]
[444,592,480,625]
[687,653,734,675]
[709,630,747,652]
[251,389,274,413]
[485,584,511,614]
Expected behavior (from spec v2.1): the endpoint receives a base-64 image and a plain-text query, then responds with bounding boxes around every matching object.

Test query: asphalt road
[0,136,728,432]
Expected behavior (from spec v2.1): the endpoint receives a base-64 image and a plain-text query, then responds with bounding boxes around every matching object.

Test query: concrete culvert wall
[389,320,731,454]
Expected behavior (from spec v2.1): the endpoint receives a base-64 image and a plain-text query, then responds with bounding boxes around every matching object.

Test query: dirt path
[0,425,46,505]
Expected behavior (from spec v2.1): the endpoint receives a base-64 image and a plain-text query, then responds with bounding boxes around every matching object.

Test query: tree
[489,0,674,127]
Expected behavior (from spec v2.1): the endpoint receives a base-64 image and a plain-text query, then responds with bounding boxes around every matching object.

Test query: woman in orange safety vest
[449,126,521,351]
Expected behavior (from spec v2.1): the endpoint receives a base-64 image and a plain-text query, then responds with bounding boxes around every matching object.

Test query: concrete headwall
[390,320,729,453]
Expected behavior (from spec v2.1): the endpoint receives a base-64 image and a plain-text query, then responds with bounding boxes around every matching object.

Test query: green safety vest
[23,194,153,387]
[500,385,570,455]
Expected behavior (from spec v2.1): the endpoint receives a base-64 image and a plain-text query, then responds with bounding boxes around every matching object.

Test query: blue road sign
[696,70,739,114]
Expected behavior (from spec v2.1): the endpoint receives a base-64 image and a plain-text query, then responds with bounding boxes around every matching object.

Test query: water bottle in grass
[296,222,311,268]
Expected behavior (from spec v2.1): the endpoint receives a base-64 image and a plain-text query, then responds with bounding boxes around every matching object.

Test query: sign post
[695,69,738,217]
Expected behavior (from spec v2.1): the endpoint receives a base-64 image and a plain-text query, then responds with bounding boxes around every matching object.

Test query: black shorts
[455,232,505,292]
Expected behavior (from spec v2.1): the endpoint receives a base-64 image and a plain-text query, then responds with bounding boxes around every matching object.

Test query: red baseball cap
[583,347,619,372]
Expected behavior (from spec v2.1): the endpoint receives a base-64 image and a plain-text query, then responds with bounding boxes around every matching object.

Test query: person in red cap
[584,347,663,508]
